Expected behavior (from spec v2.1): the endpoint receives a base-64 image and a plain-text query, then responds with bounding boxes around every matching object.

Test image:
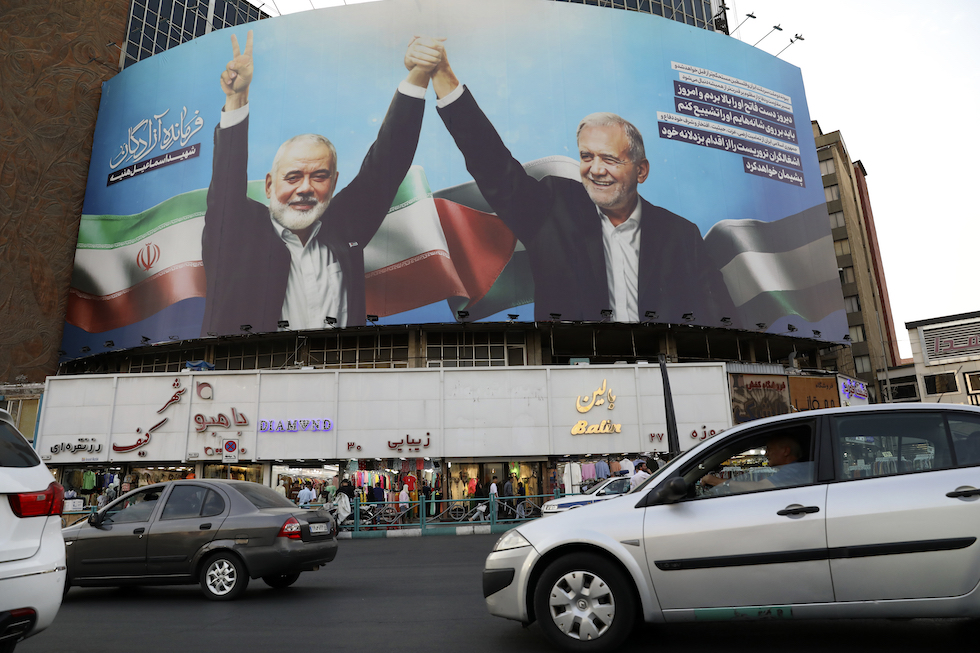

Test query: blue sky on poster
[256,0,980,360]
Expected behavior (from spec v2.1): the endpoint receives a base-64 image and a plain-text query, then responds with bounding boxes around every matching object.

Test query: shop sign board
[36,364,732,461]
[788,376,839,412]
[838,374,870,406]
[729,373,791,424]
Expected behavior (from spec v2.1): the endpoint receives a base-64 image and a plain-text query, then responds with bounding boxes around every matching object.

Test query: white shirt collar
[269,214,322,244]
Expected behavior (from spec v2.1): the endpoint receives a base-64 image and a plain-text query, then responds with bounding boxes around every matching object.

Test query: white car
[482,403,980,652]
[541,476,633,515]
[0,409,66,651]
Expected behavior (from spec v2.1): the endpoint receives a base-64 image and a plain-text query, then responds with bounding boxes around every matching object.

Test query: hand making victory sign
[221,29,253,111]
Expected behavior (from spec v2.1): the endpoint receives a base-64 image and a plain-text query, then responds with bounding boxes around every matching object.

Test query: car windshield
[582,480,609,495]
[233,482,298,509]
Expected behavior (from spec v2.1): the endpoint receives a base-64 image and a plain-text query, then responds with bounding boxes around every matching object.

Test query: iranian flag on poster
[67,160,574,335]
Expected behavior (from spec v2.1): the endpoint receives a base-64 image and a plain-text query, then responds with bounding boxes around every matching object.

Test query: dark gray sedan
[62,479,337,600]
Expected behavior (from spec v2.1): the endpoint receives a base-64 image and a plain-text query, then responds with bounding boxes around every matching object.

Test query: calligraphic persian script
[571,379,622,435]
[106,106,204,185]
[113,377,187,455]
[660,62,804,188]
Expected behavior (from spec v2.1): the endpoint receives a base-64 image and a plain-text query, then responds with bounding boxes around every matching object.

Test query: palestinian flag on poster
[67,158,579,335]
[703,204,844,331]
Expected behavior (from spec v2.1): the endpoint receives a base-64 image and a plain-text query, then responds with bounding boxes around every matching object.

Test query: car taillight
[277,516,302,539]
[8,482,64,518]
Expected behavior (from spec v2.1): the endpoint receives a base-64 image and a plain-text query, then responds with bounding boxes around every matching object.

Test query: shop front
[36,363,734,501]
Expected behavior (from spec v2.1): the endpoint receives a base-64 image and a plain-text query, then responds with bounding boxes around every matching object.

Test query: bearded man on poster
[201,32,439,336]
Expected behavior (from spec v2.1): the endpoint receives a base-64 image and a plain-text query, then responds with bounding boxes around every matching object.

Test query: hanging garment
[570,463,583,492]
[581,463,597,481]
[595,459,610,479]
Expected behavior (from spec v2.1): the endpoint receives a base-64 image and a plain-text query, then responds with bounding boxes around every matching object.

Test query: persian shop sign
[571,379,622,435]
[259,419,334,433]
[840,378,868,401]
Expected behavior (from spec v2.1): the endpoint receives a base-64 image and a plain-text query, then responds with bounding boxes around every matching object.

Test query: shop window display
[203,463,263,484]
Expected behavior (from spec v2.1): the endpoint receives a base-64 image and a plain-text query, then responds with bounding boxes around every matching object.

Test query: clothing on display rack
[581,462,596,481]
[595,459,610,479]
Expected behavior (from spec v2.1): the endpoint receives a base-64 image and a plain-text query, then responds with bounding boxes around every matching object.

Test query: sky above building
[252,0,978,360]
[727,0,979,361]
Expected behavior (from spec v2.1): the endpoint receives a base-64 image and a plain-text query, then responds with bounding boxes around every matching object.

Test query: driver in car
[700,435,811,494]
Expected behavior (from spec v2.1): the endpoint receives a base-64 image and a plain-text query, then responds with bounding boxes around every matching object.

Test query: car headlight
[493,529,532,552]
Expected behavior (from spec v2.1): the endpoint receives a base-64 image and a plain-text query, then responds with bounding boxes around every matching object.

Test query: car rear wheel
[262,572,300,589]
[533,553,636,652]
[200,552,249,601]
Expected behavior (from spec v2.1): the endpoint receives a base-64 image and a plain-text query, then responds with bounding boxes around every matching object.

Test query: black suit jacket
[437,87,736,325]
[201,91,424,336]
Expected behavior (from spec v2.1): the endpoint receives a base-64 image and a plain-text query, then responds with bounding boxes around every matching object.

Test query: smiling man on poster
[407,38,736,326]
[201,32,438,336]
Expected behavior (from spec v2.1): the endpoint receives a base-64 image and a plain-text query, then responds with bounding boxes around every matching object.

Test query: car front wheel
[533,553,636,652]
[200,552,249,601]
[263,572,300,589]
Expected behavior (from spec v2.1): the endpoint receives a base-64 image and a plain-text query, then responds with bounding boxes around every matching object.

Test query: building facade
[120,0,270,69]
[813,121,899,402]
[7,0,877,468]
[0,0,131,387]
[900,312,980,407]
[35,360,868,505]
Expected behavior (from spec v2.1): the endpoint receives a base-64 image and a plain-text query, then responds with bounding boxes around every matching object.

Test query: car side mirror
[640,477,688,507]
[88,512,104,528]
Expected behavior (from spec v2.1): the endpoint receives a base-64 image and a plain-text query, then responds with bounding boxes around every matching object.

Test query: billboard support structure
[659,353,681,456]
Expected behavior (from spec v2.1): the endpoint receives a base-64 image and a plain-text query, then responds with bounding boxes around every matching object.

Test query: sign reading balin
[570,379,622,434]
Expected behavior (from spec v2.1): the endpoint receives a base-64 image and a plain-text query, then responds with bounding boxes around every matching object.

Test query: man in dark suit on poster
[406,39,736,326]
[201,32,437,336]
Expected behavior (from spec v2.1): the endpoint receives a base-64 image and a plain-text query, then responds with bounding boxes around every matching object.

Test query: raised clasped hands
[404,36,446,75]
[404,36,458,98]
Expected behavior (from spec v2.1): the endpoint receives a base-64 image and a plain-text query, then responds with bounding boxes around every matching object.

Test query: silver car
[482,403,980,651]
[540,476,632,516]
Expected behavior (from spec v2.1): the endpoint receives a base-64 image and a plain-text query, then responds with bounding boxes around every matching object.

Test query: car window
[103,487,162,524]
[231,482,297,509]
[202,489,226,517]
[582,482,604,495]
[680,420,815,498]
[161,485,208,520]
[834,412,951,479]
[600,478,630,495]
[0,422,40,468]
[944,414,980,467]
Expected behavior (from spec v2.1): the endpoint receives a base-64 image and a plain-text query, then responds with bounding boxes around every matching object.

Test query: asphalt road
[20,533,980,653]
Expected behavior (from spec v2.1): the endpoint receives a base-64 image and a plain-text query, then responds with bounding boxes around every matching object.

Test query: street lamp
[753,24,783,47]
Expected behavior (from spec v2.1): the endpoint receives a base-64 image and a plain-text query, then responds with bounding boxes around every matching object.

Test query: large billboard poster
[63,0,846,358]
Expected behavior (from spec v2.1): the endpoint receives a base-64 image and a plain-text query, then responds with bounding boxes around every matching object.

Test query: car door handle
[777,505,820,516]
[133,527,145,535]
[199,523,212,530]
[946,488,980,499]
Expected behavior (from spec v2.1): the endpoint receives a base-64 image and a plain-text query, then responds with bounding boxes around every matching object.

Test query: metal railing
[319,491,559,537]
[60,491,561,537]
